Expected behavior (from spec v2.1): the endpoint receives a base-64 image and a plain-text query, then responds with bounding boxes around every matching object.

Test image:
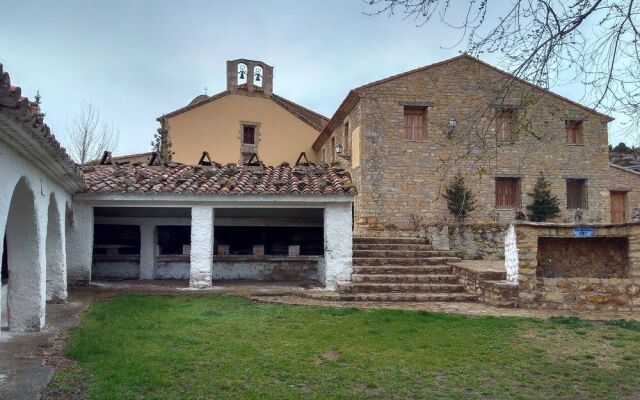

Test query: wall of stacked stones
[515,223,640,311]
[448,224,508,259]
[329,58,612,234]
[321,101,365,228]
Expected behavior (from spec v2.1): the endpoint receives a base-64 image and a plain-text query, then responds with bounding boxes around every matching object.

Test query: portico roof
[80,162,356,196]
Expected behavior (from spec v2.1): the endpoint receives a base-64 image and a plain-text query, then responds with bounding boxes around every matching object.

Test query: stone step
[353,249,456,258]
[353,237,429,245]
[353,265,453,274]
[353,243,434,251]
[351,273,459,284]
[298,291,479,302]
[338,282,466,293]
[353,256,461,266]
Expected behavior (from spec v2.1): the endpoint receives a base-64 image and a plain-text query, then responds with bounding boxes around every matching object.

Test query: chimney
[226,59,273,96]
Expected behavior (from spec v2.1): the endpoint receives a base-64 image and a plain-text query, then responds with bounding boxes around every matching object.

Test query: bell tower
[226,59,273,96]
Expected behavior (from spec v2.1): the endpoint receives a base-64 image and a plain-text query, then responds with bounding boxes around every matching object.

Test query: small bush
[605,319,640,331]
[549,316,592,329]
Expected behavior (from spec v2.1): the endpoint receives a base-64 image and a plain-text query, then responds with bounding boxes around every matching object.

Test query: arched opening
[253,66,263,87]
[237,63,248,85]
[3,178,44,332]
[46,194,66,302]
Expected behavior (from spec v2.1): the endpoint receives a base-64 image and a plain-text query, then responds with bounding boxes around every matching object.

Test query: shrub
[443,173,476,219]
[526,173,561,221]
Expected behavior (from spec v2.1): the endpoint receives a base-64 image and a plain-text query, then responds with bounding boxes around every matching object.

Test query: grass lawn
[45,294,640,400]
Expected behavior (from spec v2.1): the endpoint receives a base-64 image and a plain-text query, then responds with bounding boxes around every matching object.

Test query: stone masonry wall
[515,222,640,311]
[321,56,613,234]
[448,224,508,260]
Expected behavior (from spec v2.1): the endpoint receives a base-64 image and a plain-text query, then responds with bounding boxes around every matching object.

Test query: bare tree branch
[66,102,119,164]
[366,0,640,137]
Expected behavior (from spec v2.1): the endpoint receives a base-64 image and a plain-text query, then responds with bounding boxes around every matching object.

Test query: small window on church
[243,125,255,145]
[237,63,248,85]
[254,66,263,87]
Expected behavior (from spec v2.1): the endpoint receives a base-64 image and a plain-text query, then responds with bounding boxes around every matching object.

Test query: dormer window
[254,66,263,87]
[237,63,248,85]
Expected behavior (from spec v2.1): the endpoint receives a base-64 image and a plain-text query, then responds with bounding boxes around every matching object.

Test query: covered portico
[76,161,355,289]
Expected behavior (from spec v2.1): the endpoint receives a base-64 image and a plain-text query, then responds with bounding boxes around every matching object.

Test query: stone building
[313,54,627,235]
[161,59,328,166]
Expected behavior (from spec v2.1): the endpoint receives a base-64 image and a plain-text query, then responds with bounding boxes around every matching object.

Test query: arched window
[253,66,263,87]
[237,63,248,85]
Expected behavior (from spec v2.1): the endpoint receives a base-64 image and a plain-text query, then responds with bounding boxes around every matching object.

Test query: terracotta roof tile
[0,64,82,185]
[80,162,356,196]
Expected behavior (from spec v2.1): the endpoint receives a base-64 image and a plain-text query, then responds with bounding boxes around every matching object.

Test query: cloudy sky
[1,0,627,158]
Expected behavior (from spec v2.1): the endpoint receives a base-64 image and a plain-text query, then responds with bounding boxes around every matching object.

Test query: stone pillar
[139,224,156,280]
[190,206,214,288]
[46,200,67,302]
[323,203,353,290]
[66,203,94,286]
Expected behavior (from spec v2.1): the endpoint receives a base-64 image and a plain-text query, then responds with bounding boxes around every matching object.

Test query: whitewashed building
[0,64,355,334]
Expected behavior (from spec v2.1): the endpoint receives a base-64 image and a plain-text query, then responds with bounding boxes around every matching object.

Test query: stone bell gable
[315,54,615,232]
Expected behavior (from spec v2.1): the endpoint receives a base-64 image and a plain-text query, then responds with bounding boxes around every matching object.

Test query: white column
[190,206,214,288]
[66,203,94,285]
[8,197,47,332]
[139,224,156,279]
[323,203,353,290]
[46,200,67,302]
[0,195,8,333]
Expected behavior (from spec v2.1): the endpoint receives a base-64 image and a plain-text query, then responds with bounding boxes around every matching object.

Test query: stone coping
[449,260,505,275]
[514,221,640,228]
[213,255,321,262]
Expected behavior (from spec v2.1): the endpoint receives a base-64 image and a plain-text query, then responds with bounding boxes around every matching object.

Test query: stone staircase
[302,236,478,302]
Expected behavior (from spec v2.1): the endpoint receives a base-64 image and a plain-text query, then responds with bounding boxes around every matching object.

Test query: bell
[239,71,246,79]
[255,73,262,82]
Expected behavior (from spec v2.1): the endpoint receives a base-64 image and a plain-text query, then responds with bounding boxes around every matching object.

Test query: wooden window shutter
[567,179,588,209]
[496,110,514,142]
[344,121,350,153]
[404,107,425,140]
[566,121,583,144]
[495,178,520,208]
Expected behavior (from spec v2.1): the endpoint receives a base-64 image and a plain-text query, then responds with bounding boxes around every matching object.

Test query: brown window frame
[404,107,427,141]
[566,179,588,209]
[565,120,584,145]
[495,177,521,209]
[242,125,256,145]
[496,109,515,143]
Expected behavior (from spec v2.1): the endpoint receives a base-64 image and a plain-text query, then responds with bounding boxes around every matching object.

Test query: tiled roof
[0,64,82,186]
[80,162,356,196]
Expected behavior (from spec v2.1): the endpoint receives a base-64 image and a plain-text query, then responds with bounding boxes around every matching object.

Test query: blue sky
[1,0,627,157]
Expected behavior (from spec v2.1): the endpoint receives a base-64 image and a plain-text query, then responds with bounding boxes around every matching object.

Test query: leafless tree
[66,102,119,164]
[366,0,640,136]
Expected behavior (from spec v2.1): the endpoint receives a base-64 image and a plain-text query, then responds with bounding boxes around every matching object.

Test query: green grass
[45,294,640,400]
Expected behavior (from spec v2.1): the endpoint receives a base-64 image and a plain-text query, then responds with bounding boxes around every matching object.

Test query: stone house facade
[313,55,626,234]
